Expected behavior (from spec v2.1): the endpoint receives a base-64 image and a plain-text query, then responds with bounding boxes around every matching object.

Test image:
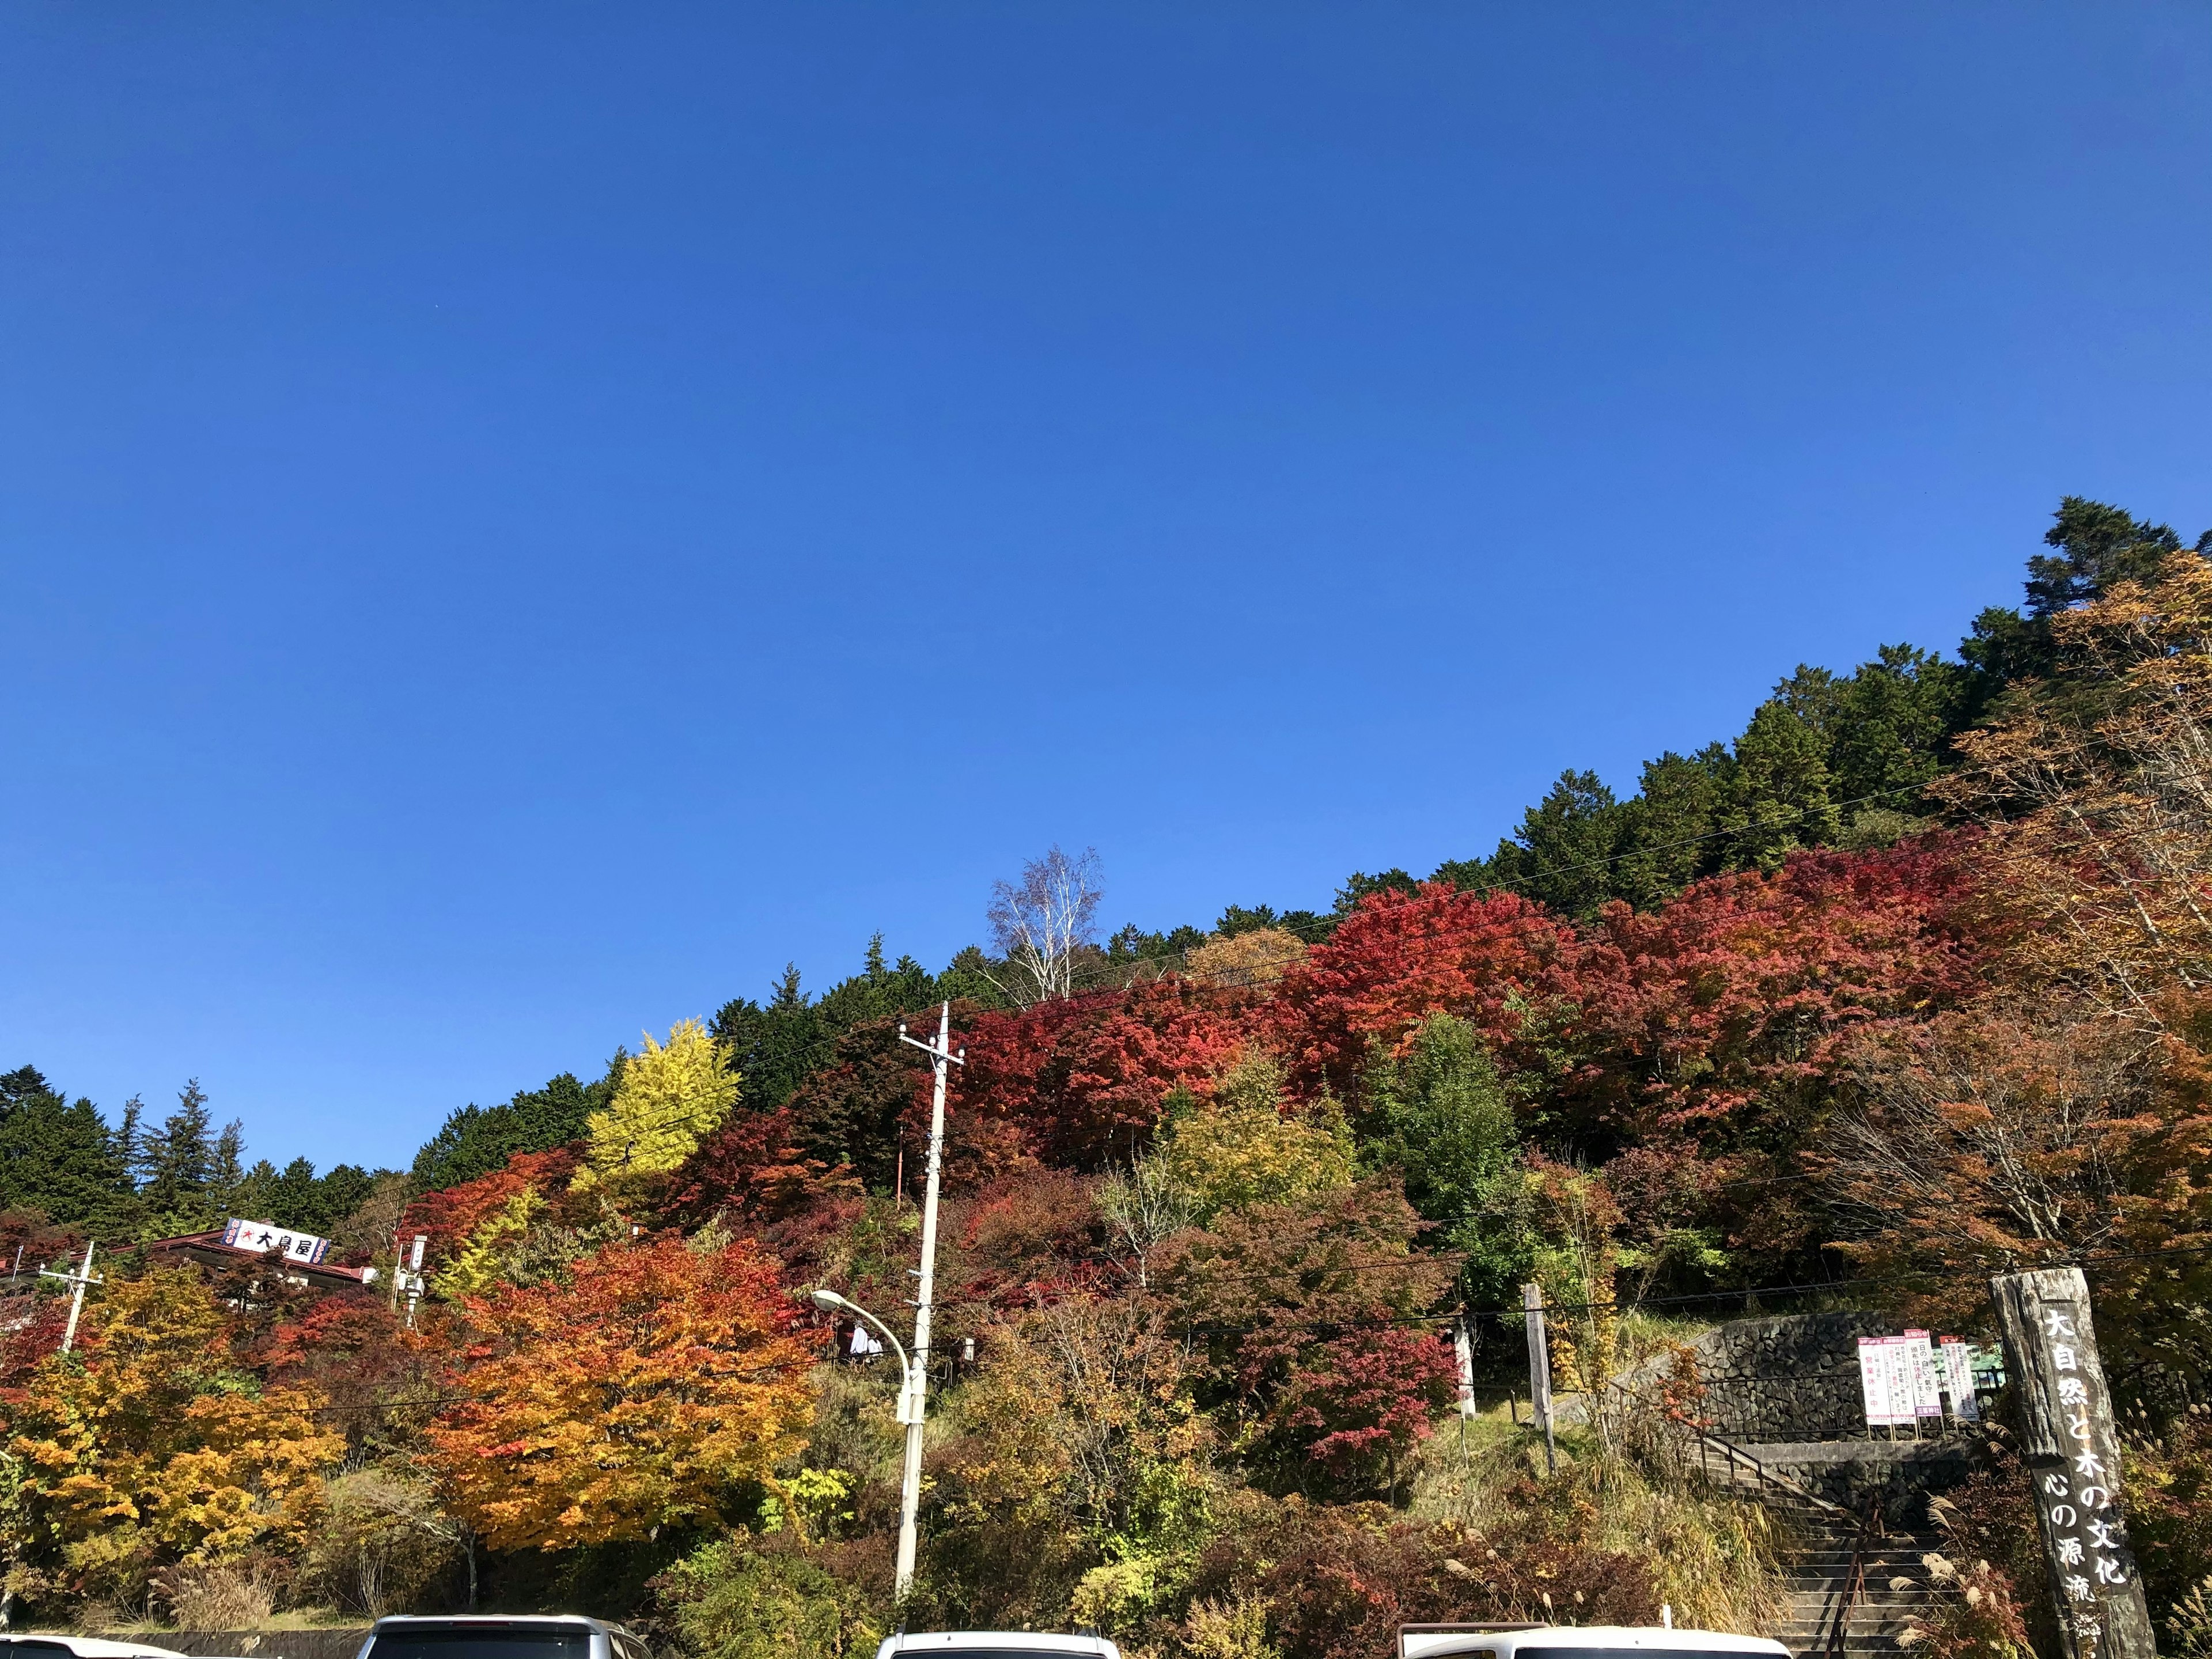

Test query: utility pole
[892,1001,963,1599]
[1522,1282,1556,1475]
[40,1240,103,1354]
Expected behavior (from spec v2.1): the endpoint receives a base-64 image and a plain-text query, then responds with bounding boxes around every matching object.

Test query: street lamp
[810,1288,917,1407]
[809,1287,925,1590]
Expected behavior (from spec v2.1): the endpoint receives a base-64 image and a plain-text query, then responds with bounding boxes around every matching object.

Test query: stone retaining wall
[1685,1312,1895,1442]
[1745,1438,1979,1510]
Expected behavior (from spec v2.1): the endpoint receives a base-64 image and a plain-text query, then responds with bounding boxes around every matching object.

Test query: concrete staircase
[1685,1438,1947,1657]
[1767,1495,1948,1657]
[1599,1315,1979,1657]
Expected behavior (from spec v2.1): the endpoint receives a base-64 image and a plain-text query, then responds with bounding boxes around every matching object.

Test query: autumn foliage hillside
[13,501,2212,1658]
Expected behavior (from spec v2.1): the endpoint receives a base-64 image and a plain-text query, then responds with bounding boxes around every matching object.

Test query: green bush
[658,1535,882,1659]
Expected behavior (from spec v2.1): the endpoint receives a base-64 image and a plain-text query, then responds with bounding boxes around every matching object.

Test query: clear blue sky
[3,4,2208,1175]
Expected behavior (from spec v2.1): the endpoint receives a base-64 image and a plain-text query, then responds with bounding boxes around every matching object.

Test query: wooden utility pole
[1990,1268,2157,1659]
[1522,1282,1556,1475]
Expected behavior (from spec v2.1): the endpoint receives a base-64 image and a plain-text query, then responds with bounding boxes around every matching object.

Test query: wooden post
[1990,1268,2157,1659]
[1523,1282,1556,1475]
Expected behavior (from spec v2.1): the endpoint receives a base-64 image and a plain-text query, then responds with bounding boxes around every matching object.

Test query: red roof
[148,1229,378,1289]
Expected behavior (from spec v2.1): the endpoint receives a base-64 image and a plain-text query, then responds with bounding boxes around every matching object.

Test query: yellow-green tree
[440,1185,544,1299]
[1155,1054,1353,1223]
[574,1018,738,1196]
[6,1268,342,1594]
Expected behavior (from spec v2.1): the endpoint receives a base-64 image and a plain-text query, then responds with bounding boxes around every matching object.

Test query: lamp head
[810,1288,849,1313]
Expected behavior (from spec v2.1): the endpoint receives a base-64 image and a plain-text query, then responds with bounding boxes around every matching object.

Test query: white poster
[1903,1329,1944,1418]
[1881,1335,1919,1425]
[1859,1336,1906,1426]
[1940,1337,1979,1421]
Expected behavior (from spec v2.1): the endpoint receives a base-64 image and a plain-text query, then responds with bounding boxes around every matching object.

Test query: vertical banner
[1904,1330,1944,1421]
[1453,1319,1477,1417]
[1991,1268,2156,1659]
[1941,1337,1980,1422]
[1885,1334,1922,1427]
[1858,1336,1899,1428]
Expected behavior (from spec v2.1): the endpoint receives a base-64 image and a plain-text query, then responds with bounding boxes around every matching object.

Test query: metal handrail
[1604,1374,1856,1522]
[1822,1495,1884,1659]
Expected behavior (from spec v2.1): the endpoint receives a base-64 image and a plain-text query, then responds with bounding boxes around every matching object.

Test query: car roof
[878,1636,1119,1657]
[1402,1627,1789,1659]
[2,1639,191,1659]
[370,1619,628,1636]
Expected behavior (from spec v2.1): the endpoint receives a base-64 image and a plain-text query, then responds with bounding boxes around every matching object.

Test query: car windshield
[367,1628,594,1659]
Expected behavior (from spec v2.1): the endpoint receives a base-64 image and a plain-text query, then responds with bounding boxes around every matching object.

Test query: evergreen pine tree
[0,1066,137,1233]
[1485,770,1631,919]
[409,1070,607,1192]
[710,965,823,1117]
[1720,699,1842,872]
[1610,745,1732,908]
[138,1081,224,1237]
[1828,644,1968,814]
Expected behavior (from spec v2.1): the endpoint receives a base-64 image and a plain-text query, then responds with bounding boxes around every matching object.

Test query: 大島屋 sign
[222,1217,332,1265]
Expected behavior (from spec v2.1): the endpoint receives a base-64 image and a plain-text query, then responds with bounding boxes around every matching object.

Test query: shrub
[658,1534,882,1659]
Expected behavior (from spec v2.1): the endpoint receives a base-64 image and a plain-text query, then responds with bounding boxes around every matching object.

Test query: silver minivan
[358,1616,653,1659]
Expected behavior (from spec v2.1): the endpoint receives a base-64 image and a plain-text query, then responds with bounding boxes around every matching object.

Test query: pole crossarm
[896,1024,966,1067]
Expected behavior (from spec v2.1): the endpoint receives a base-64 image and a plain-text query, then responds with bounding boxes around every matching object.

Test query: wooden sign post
[1990,1268,2157,1659]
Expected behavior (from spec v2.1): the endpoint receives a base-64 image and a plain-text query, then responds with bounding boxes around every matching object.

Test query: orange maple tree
[424,1234,817,1550]
[399,1146,579,1267]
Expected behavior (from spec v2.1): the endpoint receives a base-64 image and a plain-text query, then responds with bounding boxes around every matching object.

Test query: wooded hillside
[10,497,2212,1659]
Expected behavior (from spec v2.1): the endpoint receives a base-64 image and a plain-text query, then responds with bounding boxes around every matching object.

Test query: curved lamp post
[810,1287,916,1404]
[810,1287,925,1590]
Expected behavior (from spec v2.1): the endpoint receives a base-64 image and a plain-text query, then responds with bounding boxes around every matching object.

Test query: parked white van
[1401,1626,1789,1659]
[0,1641,191,1659]
[875,1636,1118,1659]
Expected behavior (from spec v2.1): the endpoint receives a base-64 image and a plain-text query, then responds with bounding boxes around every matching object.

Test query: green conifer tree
[0,1066,137,1234]
[1720,699,1842,872]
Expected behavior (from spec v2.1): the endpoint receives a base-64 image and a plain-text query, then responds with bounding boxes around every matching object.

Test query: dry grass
[1407,1407,1791,1638]
[164,1563,276,1631]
